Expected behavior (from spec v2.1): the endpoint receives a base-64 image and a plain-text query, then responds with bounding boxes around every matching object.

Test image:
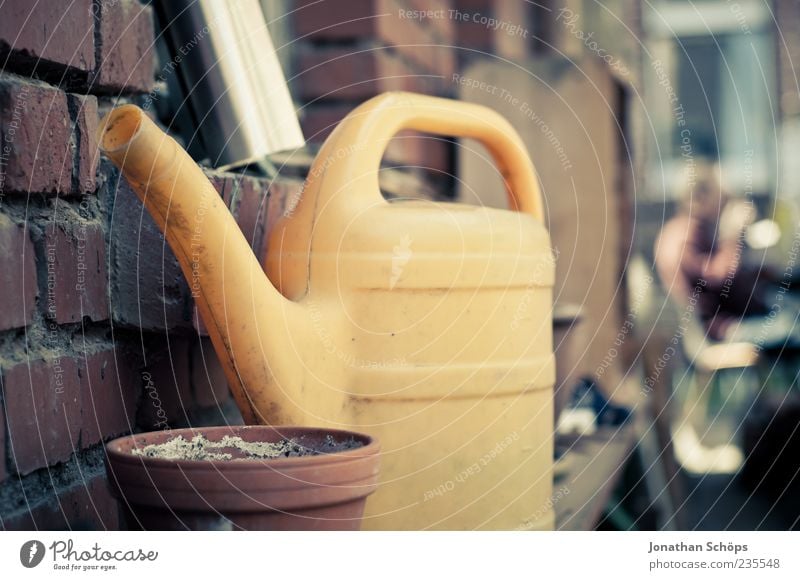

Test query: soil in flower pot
[105,426,380,531]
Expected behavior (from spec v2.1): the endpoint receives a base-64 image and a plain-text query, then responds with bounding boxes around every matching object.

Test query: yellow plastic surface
[98,92,555,530]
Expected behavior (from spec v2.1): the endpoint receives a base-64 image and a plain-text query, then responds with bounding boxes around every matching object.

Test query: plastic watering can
[97,92,555,530]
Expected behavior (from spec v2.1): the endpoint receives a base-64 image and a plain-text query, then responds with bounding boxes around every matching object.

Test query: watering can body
[97,92,554,530]
[266,93,555,530]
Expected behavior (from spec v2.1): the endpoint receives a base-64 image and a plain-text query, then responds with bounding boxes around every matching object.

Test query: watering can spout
[97,105,309,425]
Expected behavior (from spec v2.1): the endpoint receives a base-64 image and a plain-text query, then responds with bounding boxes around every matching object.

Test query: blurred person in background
[655,160,800,349]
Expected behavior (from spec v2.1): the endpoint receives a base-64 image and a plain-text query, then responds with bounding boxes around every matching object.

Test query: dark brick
[385,132,453,174]
[453,0,530,62]
[293,0,381,40]
[61,474,120,530]
[1,475,120,531]
[0,0,95,85]
[0,215,37,332]
[191,337,230,408]
[295,48,431,101]
[0,402,6,482]
[0,76,73,194]
[205,171,235,206]
[262,179,302,258]
[294,0,444,76]
[80,349,138,445]
[300,103,355,143]
[43,221,109,324]
[1,502,56,531]
[137,337,191,430]
[302,103,452,173]
[234,176,269,256]
[407,0,455,44]
[1,357,82,475]
[69,94,100,193]
[106,176,191,331]
[92,0,155,93]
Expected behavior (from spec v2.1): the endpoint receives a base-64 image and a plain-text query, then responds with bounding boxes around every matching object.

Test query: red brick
[205,170,236,207]
[92,0,155,93]
[191,337,230,408]
[293,0,382,40]
[1,502,57,531]
[80,349,138,445]
[0,402,6,482]
[106,178,191,332]
[455,17,494,51]
[407,0,455,44]
[1,357,82,475]
[1,475,120,531]
[0,76,73,194]
[70,94,100,193]
[137,337,191,429]
[453,0,530,61]
[43,222,109,324]
[300,103,355,143]
[234,176,270,256]
[0,215,37,332]
[295,48,432,100]
[376,0,442,75]
[385,131,453,174]
[61,474,120,530]
[0,0,95,79]
[294,0,443,75]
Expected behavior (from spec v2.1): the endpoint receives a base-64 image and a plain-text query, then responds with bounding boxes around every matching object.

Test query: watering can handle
[310,92,545,221]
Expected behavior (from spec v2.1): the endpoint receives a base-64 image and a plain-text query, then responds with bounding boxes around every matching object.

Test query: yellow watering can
[98,92,555,530]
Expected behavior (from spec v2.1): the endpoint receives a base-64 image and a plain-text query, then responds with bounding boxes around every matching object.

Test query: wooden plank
[555,424,637,530]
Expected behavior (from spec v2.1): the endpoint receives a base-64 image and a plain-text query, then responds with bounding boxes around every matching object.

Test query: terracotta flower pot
[105,426,380,531]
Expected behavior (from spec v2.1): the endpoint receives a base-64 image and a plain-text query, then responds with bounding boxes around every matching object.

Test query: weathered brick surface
[0,215,37,332]
[137,337,191,430]
[69,94,100,193]
[0,0,95,83]
[0,76,73,194]
[1,357,82,475]
[80,349,139,445]
[234,176,270,257]
[92,0,155,93]
[43,222,109,324]
[1,474,119,531]
[105,175,191,331]
[62,474,120,530]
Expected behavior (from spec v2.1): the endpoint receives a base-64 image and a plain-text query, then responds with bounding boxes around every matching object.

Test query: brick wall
[0,0,306,530]
[290,0,533,192]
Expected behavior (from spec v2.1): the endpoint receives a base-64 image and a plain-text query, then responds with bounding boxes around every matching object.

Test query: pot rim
[105,425,380,471]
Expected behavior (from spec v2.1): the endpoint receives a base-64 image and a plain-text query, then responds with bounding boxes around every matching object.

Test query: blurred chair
[653,232,760,475]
